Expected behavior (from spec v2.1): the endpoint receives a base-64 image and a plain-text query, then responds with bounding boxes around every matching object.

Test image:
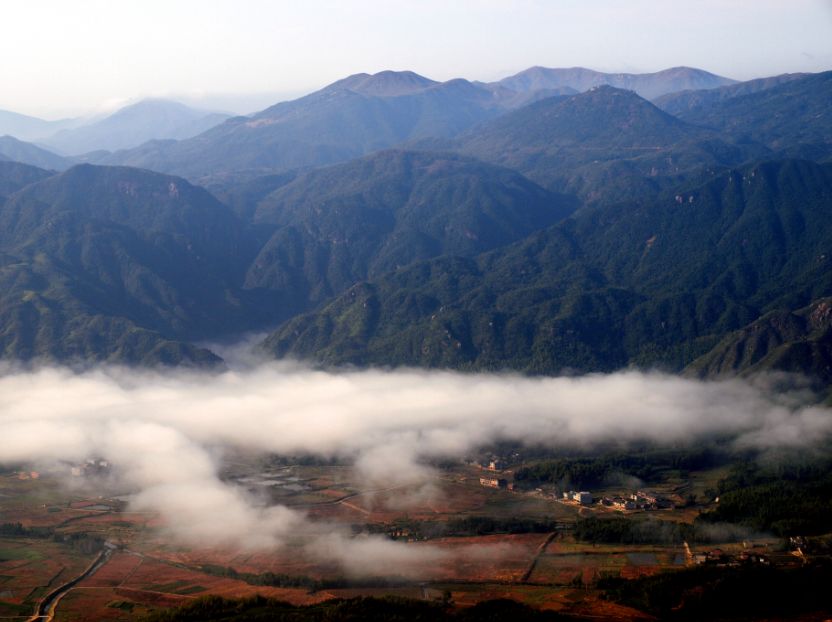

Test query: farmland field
[0,456,817,621]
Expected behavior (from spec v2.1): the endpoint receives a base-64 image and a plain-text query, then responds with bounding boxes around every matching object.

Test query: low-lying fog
[0,363,829,575]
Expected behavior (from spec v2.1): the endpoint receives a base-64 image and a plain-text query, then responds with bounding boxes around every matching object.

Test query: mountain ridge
[686,298,832,383]
[95,66,743,182]
[261,159,832,374]
[0,136,73,171]
[493,66,737,99]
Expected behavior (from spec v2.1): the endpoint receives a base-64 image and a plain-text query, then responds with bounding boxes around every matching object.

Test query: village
[475,456,678,513]
[12,458,112,482]
[1,447,828,622]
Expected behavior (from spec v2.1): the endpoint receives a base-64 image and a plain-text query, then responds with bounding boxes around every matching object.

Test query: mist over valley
[1,3,832,619]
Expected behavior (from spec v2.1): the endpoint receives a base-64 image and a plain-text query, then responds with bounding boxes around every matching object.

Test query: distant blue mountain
[42,99,230,155]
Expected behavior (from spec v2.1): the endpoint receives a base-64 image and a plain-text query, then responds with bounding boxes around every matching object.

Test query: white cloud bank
[0,364,829,570]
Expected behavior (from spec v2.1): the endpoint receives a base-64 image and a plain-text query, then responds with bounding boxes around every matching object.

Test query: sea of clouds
[0,364,829,574]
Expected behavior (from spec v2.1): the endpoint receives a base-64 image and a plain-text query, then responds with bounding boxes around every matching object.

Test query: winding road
[27,546,113,622]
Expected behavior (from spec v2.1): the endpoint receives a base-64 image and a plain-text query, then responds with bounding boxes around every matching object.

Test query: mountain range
[94,66,740,182]
[1,66,831,383]
[262,159,832,373]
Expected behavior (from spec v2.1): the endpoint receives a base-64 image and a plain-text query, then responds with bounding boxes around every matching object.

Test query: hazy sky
[2,0,831,118]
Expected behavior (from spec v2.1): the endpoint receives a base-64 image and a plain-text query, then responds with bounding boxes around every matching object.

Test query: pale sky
[2,0,831,119]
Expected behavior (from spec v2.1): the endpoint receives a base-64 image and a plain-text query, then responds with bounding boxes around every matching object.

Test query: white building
[574,491,593,506]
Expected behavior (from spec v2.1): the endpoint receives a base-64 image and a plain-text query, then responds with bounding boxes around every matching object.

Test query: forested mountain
[0,165,254,365]
[0,67,830,375]
[243,150,577,309]
[0,161,54,200]
[263,160,832,374]
[666,71,832,158]
[0,152,577,365]
[449,85,768,202]
[653,73,808,117]
[686,298,832,383]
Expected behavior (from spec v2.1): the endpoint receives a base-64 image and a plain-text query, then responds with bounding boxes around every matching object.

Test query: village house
[563,490,593,505]
[479,477,508,489]
[613,497,636,510]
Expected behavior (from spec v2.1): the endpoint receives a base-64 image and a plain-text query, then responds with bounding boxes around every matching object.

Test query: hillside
[667,71,832,157]
[0,165,256,364]
[452,86,767,201]
[244,149,577,308]
[0,161,54,200]
[262,160,832,374]
[0,152,580,365]
[686,298,832,383]
[653,73,808,117]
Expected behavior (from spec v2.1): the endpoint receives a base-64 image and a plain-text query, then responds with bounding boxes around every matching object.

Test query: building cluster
[475,454,519,490]
[553,488,674,510]
[479,476,509,489]
[470,451,522,472]
[562,490,594,506]
[600,490,672,510]
[486,459,507,472]
[470,455,510,471]
[690,547,781,567]
[691,548,728,565]
[606,496,636,510]
[68,458,111,477]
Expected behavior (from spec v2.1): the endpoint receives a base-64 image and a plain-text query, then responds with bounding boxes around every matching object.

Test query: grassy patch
[147,580,192,593]
[0,543,44,561]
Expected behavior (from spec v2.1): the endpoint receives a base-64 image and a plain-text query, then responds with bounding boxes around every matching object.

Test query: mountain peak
[325,70,439,96]
[109,98,206,117]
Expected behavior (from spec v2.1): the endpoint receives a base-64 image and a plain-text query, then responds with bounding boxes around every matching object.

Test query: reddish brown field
[51,550,333,621]
[54,587,162,622]
[110,555,327,604]
[421,533,548,582]
[0,538,95,606]
[301,478,507,524]
[80,552,144,588]
[149,543,334,579]
[526,538,685,585]
[0,466,703,621]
